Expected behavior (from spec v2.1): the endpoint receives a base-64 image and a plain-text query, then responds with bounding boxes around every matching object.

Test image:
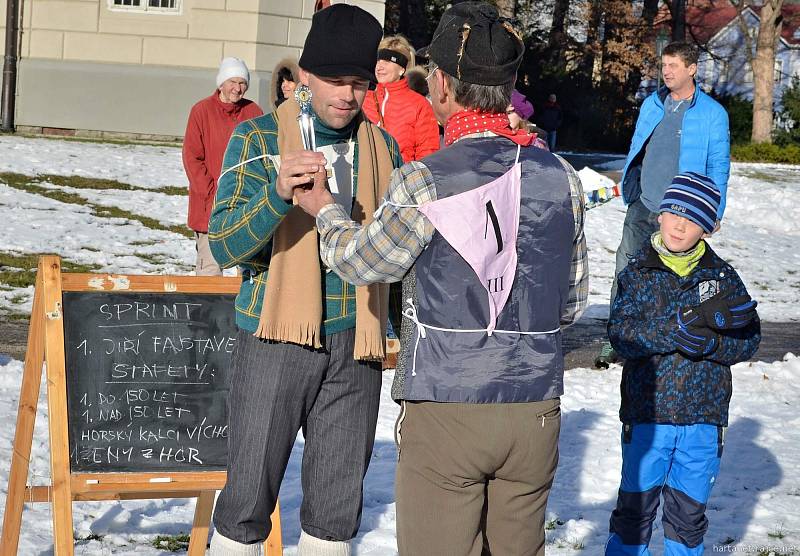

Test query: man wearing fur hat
[206,5,402,556]
[294,2,588,554]
[183,57,262,276]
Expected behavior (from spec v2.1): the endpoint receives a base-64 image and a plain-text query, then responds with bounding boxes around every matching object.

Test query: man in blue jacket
[596,41,730,368]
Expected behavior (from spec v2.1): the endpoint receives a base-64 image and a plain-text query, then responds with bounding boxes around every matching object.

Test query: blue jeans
[609,198,660,314]
[546,129,557,152]
[606,423,723,556]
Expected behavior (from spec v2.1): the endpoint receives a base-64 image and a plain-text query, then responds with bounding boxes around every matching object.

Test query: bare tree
[670,0,687,41]
[729,0,784,143]
[751,0,784,142]
[549,0,570,48]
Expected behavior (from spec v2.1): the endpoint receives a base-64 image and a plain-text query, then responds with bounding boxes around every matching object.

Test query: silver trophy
[294,84,316,151]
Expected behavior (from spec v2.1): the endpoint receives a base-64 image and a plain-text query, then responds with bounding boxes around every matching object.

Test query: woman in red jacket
[182,58,263,275]
[363,35,440,163]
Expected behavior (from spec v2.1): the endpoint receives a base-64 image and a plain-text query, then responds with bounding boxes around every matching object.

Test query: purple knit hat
[510,89,534,120]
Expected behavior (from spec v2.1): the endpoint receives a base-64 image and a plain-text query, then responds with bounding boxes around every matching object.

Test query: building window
[109,0,179,13]
[774,59,783,83]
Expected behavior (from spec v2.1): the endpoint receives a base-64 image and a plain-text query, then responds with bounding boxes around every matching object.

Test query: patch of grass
[0,251,102,288]
[545,517,565,530]
[151,533,190,552]
[40,174,187,196]
[768,524,786,539]
[6,312,30,321]
[553,537,585,550]
[153,185,188,196]
[0,269,36,288]
[2,173,92,206]
[0,252,39,288]
[0,172,192,238]
[738,170,784,184]
[17,132,181,149]
[41,174,138,191]
[93,204,191,237]
[61,260,103,273]
[134,252,167,265]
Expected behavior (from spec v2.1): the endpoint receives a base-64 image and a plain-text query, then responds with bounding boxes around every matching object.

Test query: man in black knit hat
[206,4,402,556]
[294,2,588,553]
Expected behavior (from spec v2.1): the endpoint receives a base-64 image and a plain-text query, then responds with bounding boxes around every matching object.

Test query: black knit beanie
[428,1,524,86]
[299,4,383,83]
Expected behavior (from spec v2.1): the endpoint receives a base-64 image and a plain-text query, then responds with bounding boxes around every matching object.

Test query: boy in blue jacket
[605,172,761,555]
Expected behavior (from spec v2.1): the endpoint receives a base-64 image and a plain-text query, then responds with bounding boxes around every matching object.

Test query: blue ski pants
[605,423,724,556]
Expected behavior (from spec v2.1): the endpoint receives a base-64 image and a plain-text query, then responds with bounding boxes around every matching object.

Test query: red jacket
[363,78,440,163]
[183,92,263,232]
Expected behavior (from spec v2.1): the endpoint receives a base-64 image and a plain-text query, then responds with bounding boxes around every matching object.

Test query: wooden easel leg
[188,490,216,556]
[41,256,74,556]
[265,500,283,556]
[0,276,45,556]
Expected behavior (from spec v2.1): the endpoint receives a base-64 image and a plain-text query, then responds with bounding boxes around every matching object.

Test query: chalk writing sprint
[62,292,236,473]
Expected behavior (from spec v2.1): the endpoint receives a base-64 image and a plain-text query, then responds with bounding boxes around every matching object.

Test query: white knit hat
[216,57,250,88]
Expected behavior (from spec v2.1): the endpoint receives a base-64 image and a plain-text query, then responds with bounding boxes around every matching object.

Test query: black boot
[594,341,617,369]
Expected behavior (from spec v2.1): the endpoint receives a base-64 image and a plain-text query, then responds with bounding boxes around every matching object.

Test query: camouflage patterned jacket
[609,242,761,426]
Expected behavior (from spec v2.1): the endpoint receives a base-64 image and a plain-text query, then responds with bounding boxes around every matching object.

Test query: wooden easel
[0,256,282,555]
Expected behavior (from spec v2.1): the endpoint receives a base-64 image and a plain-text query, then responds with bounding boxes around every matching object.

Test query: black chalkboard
[62,292,236,473]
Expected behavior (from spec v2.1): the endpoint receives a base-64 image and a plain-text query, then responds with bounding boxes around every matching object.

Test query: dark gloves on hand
[679,291,758,330]
[673,311,720,358]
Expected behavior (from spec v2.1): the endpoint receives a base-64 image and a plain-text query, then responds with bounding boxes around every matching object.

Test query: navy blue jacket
[608,241,760,426]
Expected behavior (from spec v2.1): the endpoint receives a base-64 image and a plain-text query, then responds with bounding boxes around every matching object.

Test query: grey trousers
[212,328,383,544]
[609,199,660,312]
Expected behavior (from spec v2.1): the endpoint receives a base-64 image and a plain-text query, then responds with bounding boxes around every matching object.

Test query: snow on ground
[2,357,798,555]
[0,136,798,554]
[0,136,187,190]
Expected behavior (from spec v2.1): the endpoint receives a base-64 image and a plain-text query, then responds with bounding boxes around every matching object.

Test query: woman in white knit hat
[182,57,263,276]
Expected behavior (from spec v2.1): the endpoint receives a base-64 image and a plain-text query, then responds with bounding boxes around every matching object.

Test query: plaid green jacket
[208,111,402,334]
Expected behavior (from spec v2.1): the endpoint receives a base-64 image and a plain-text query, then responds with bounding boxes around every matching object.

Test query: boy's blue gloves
[679,292,758,330]
[673,312,720,357]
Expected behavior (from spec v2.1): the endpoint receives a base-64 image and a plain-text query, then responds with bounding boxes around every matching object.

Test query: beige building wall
[11,0,386,137]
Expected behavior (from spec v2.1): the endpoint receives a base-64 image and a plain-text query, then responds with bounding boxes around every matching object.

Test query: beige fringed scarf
[254,99,393,360]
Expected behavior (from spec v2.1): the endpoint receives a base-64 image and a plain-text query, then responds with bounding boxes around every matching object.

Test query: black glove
[679,291,758,330]
[673,316,720,358]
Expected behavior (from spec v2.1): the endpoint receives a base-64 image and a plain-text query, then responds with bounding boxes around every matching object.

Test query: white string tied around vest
[401,298,561,377]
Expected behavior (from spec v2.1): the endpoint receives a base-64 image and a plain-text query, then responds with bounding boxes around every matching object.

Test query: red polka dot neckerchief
[444,109,541,148]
